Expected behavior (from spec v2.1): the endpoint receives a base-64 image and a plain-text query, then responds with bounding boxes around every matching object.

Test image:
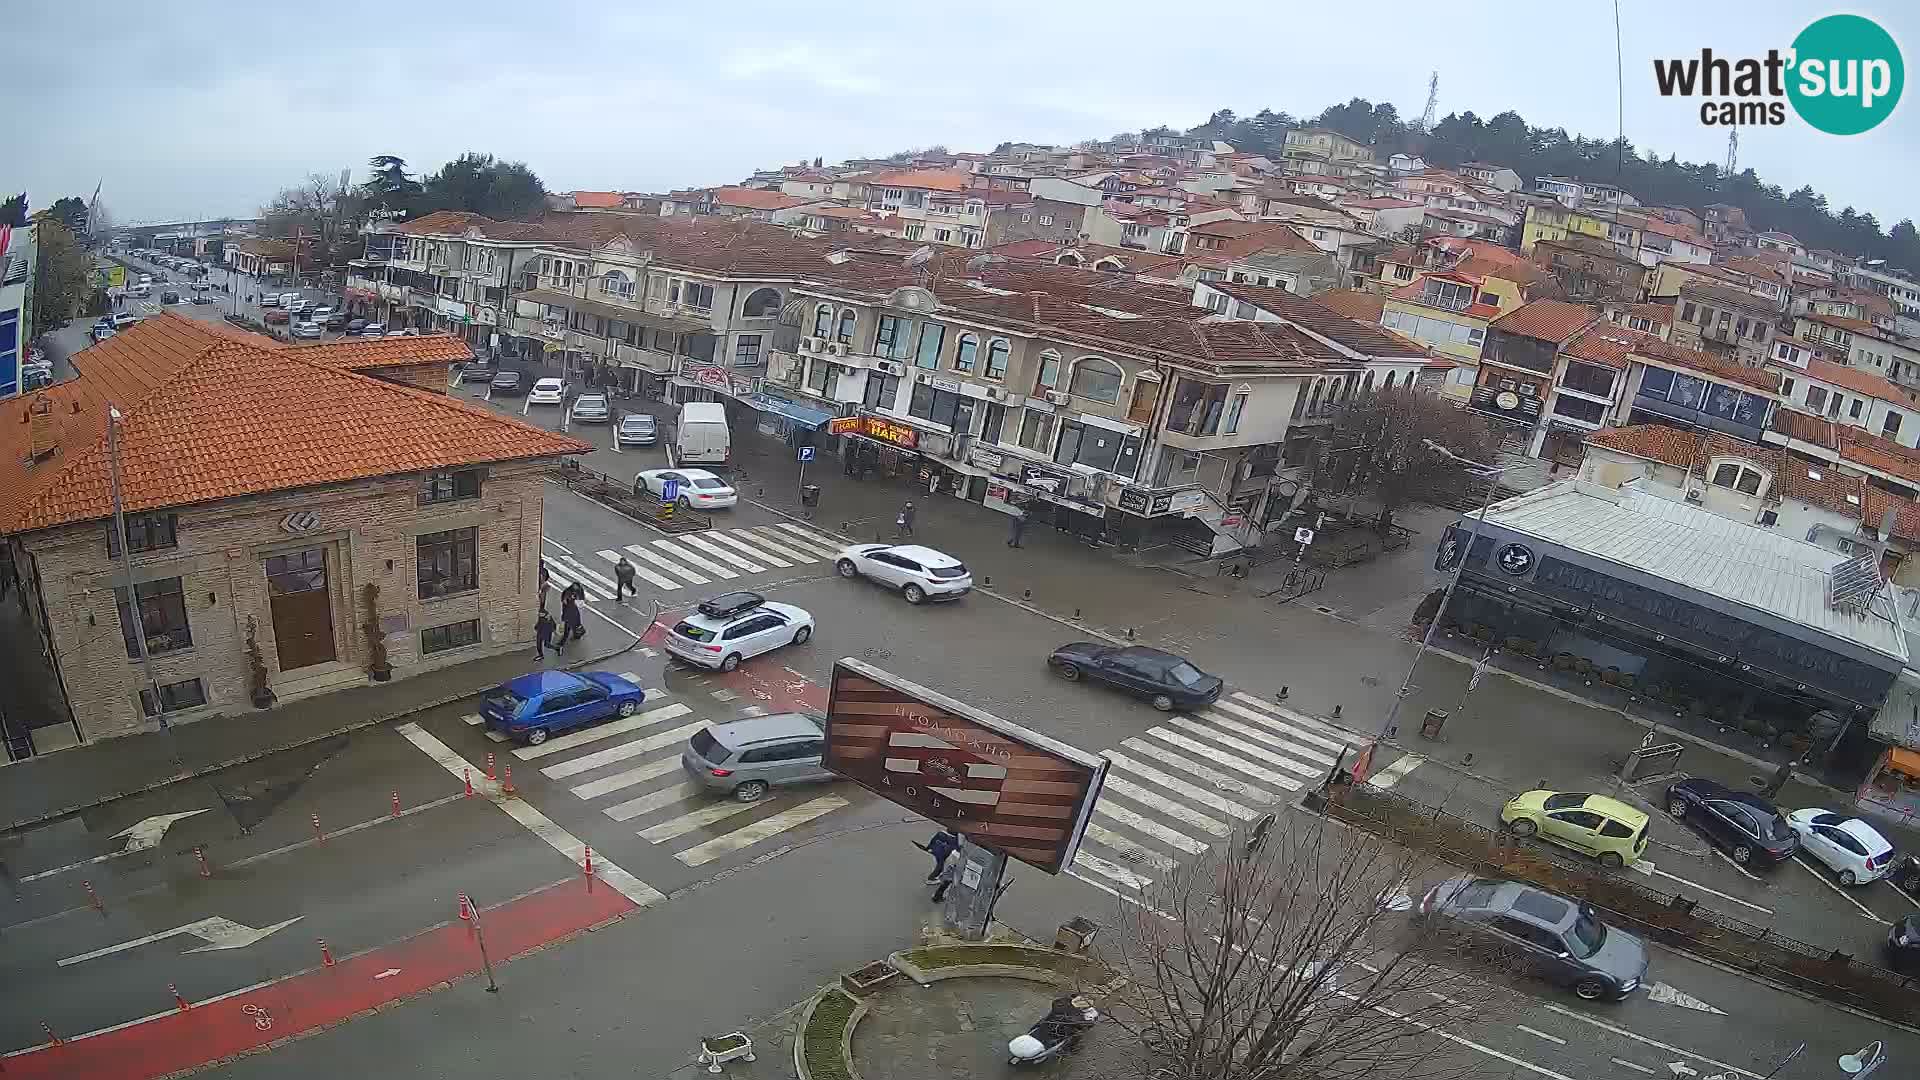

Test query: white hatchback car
[834,543,972,604]
[528,377,567,405]
[664,592,814,672]
[635,468,736,509]
[1785,808,1895,884]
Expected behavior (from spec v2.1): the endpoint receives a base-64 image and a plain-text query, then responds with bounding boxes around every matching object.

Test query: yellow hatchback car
[1500,791,1650,869]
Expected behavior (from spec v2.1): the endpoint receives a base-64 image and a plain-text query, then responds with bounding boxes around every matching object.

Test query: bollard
[1332,704,1342,719]
[983,576,991,588]
[1073,608,1082,620]
[312,813,324,843]
[1277,686,1289,701]
[1022,589,1031,600]
[458,893,474,922]
[83,880,103,912]
[584,846,594,877]
[392,791,401,818]
[40,1021,59,1047]
[194,846,211,879]
[319,938,334,967]
[503,764,515,795]
[486,752,496,782]
[170,983,190,1012]
[1126,628,1136,640]
[465,768,474,798]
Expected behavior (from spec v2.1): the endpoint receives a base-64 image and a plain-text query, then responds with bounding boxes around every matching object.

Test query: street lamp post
[1376,441,1520,741]
[1839,1041,1885,1078]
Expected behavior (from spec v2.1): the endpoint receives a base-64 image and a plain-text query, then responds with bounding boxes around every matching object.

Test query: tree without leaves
[1084,813,1519,1080]
[1314,387,1499,531]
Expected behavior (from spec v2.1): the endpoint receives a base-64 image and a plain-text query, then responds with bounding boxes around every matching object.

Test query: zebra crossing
[1068,691,1421,892]
[460,675,853,869]
[541,523,850,600]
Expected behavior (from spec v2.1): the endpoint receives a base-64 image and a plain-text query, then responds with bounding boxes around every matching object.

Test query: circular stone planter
[794,986,866,1080]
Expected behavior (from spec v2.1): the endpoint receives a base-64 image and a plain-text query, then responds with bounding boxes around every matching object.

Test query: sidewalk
[0,638,639,835]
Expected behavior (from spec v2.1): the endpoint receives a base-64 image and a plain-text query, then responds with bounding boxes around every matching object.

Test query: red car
[263,309,290,325]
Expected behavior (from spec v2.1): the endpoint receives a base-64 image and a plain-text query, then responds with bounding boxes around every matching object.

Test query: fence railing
[1313,779,1920,1025]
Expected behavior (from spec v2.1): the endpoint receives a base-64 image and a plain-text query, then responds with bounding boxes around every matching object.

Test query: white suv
[664,591,815,672]
[834,544,972,604]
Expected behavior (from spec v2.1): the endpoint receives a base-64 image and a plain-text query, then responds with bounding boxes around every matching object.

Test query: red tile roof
[1802,357,1920,404]
[293,335,472,371]
[1767,407,1837,449]
[1584,424,1701,468]
[1864,486,1920,542]
[1634,335,1781,392]
[568,191,623,209]
[1489,299,1599,344]
[1803,312,1879,336]
[0,314,587,535]
[712,187,809,211]
[1562,324,1662,370]
[1210,283,1428,359]
[1610,302,1673,327]
[866,169,972,192]
[1309,288,1386,324]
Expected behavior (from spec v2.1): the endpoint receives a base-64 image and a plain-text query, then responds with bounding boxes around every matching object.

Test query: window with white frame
[934,229,953,243]
[985,339,1010,380]
[1709,460,1766,496]
[734,335,763,367]
[1039,214,1053,227]
[1068,357,1125,404]
[953,334,978,373]
[812,304,833,337]
[598,271,634,300]
[1034,350,1060,392]
[681,281,714,310]
[904,224,924,240]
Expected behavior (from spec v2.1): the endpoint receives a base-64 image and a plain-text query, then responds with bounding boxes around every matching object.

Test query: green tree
[361,154,422,215]
[31,221,92,330]
[47,196,89,233]
[0,194,25,228]
[419,153,548,220]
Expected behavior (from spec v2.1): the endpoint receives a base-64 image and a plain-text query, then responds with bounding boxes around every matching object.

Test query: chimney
[26,397,55,461]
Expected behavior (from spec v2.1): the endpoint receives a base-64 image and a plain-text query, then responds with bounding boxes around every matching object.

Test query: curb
[546,475,704,538]
[1,640,637,837]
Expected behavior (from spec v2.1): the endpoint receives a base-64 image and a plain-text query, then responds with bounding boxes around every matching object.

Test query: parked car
[568,393,611,423]
[615,412,658,447]
[634,468,736,510]
[308,306,335,321]
[489,370,526,394]
[528,377,567,405]
[681,712,833,803]
[91,326,116,342]
[834,543,972,605]
[264,309,290,325]
[192,292,215,305]
[324,312,349,331]
[1500,791,1650,869]
[478,670,646,746]
[128,283,151,298]
[1785,808,1894,884]
[1046,643,1223,712]
[258,294,280,308]
[1419,876,1647,1001]
[291,321,324,339]
[357,322,386,336]
[456,361,495,384]
[1665,778,1798,868]
[111,313,141,328]
[665,592,814,672]
[160,291,182,304]
[1889,915,1920,974]
[23,367,54,390]
[346,318,369,334]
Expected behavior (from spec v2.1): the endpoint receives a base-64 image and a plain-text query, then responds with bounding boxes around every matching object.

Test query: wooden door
[266,548,336,671]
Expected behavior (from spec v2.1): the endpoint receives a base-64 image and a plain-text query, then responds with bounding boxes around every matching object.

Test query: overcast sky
[4,2,1914,229]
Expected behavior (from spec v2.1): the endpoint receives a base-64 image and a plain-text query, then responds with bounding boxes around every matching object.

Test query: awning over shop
[749,395,834,429]
[515,287,708,332]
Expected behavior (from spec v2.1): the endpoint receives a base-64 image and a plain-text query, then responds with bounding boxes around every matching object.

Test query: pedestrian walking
[1006,509,1028,548]
[534,609,556,658]
[895,500,916,539]
[914,826,961,882]
[613,555,636,604]
[558,586,585,649]
[931,848,960,904]
[538,560,551,610]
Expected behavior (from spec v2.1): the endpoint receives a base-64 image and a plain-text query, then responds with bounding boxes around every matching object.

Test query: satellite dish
[905,245,935,269]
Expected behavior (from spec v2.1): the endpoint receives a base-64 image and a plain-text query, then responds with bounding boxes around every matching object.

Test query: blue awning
[749,395,835,429]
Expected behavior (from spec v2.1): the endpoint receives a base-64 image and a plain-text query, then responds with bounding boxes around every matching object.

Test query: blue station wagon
[479,670,645,745]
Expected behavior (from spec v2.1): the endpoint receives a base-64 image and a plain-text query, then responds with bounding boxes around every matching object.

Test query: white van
[676,402,731,466]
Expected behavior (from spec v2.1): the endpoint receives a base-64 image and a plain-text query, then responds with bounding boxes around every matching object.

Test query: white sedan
[634,468,737,509]
[528,377,567,405]
[1786,808,1895,884]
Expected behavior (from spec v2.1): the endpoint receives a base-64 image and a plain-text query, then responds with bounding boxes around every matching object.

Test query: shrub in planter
[244,615,274,708]
[361,582,392,681]
[1553,652,1574,671]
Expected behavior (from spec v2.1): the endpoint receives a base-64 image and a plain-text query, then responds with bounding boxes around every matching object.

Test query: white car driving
[528,377,567,405]
[834,543,972,604]
[1785,808,1894,884]
[663,591,814,672]
[635,468,736,509]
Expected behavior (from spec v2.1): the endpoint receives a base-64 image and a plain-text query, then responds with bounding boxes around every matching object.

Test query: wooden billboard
[823,658,1106,875]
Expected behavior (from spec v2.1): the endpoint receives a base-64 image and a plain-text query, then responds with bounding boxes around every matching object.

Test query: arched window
[1068,356,1124,404]
[598,270,634,301]
[836,309,857,344]
[954,334,979,373]
[1307,379,1324,414]
[742,288,782,318]
[812,304,832,337]
[1056,253,1082,266]
[1383,371,1398,391]
[1034,349,1061,392]
[986,339,1011,380]
[1362,371,1376,394]
[1095,257,1124,272]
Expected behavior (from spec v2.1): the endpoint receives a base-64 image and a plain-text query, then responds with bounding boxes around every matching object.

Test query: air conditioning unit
[1685,487,1704,503]
[798,337,816,353]
[830,342,851,357]
[1045,390,1070,405]
[875,360,907,377]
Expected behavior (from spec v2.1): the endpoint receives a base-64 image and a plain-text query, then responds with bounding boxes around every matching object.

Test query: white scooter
[1008,994,1099,1066]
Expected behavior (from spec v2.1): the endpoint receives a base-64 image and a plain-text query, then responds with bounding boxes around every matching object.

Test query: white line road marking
[702,530,790,568]
[773,522,846,549]
[676,534,765,573]
[1611,1059,1655,1075]
[1644,982,1725,1014]
[647,540,738,579]
[552,553,623,594]
[395,722,663,908]
[1208,700,1353,755]
[1793,856,1890,922]
[1367,754,1425,790]
[1538,1004,1763,1080]
[1886,878,1920,911]
[1135,730,1299,793]
[675,795,848,866]
[544,565,613,602]
[1115,740,1277,803]
[1069,853,1154,891]
[1229,691,1360,739]
[1195,713,1339,767]
[484,730,509,742]
[1515,1025,1566,1045]
[618,545,710,585]
[740,706,767,716]
[1083,823,1178,873]
[602,780,701,821]
[638,798,761,842]
[461,713,483,726]
[1093,801,1208,855]
[763,526,844,557]
[1166,717,1323,779]
[510,701,685,760]
[540,721,708,780]
[593,548,680,591]
[1100,775,1231,836]
[735,527,816,562]
[1644,864,1774,914]
[1104,751,1260,821]
[540,535,574,555]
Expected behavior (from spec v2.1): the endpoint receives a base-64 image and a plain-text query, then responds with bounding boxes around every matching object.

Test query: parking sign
[798,446,815,463]
[660,478,681,503]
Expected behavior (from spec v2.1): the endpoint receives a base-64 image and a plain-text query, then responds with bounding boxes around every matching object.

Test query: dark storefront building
[1435,481,1909,780]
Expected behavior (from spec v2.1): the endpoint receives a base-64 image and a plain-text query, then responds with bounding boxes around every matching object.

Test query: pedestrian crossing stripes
[1069,693,1419,894]
[583,523,851,591]
[462,672,859,869]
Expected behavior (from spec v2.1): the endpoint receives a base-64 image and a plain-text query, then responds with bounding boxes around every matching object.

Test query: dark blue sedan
[479,670,645,746]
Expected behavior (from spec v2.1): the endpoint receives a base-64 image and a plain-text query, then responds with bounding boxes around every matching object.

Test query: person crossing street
[895,500,916,539]
[613,554,637,604]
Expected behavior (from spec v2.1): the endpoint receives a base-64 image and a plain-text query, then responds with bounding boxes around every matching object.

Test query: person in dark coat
[558,587,585,648]
[613,555,636,603]
[534,609,556,658]
[917,826,961,882]
[1007,508,1028,548]
[896,500,916,539]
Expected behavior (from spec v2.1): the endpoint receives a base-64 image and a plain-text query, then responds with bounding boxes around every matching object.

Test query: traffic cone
[318,939,334,967]
[170,983,190,1011]
[502,764,515,795]
[584,846,594,877]
[458,894,473,922]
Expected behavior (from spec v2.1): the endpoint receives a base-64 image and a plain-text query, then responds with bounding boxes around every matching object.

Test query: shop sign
[690,366,730,389]
[828,416,863,436]
[1117,488,1150,515]
[862,416,920,450]
[930,376,961,393]
[1150,492,1175,515]
[968,446,1005,472]
[1166,490,1208,514]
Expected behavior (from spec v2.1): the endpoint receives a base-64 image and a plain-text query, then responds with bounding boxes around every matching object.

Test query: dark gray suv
[1418,876,1647,1000]
[682,713,834,803]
